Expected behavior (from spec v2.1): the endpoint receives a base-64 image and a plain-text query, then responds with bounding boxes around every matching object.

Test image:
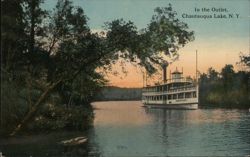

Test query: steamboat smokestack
[162,62,169,83]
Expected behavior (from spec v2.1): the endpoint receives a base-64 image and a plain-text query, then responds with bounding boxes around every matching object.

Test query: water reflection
[1,101,250,156]
[143,107,250,156]
[0,131,97,157]
[145,108,245,125]
[93,101,152,126]
[91,101,250,156]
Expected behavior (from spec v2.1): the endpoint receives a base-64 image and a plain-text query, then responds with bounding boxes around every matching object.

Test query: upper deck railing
[143,78,195,89]
[165,78,193,84]
[144,78,194,87]
[142,85,197,95]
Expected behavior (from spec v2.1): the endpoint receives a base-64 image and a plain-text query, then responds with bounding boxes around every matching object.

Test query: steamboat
[142,53,199,109]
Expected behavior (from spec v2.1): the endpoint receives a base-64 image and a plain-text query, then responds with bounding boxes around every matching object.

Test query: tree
[221,64,235,91]
[2,0,194,136]
[207,67,219,81]
[1,0,27,71]
[198,55,250,108]
[105,5,194,73]
[238,52,250,71]
[1,0,29,134]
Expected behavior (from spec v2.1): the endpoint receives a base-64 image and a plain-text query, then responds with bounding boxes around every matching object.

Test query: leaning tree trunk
[10,57,100,136]
[10,79,62,136]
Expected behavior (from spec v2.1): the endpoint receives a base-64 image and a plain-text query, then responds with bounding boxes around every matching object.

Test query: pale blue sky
[42,0,249,87]
[43,0,249,38]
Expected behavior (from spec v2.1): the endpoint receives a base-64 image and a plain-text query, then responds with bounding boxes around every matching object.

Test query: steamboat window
[193,92,196,98]
[163,95,167,100]
[163,85,167,91]
[178,93,184,99]
[159,96,162,100]
[157,87,160,92]
[158,96,161,100]
[185,92,191,98]
[168,95,172,100]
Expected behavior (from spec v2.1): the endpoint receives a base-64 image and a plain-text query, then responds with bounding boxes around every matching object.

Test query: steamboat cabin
[142,64,199,109]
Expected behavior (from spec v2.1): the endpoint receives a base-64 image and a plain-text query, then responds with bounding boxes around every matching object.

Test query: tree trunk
[29,0,35,55]
[10,79,62,136]
[9,57,101,136]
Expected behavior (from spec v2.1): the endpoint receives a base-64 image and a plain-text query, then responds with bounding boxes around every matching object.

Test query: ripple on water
[1,101,250,157]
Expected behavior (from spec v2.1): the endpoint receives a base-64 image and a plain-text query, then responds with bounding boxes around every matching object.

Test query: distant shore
[95,85,249,109]
[94,86,142,101]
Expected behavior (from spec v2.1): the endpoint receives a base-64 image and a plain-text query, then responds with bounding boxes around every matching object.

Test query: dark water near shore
[1,101,250,156]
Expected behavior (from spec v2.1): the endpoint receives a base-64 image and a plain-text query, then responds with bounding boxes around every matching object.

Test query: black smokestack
[162,62,168,83]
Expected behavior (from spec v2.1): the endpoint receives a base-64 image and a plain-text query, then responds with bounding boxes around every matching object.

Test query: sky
[43,0,250,87]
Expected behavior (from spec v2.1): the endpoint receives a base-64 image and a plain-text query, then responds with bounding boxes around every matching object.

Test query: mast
[196,50,198,83]
[196,50,199,103]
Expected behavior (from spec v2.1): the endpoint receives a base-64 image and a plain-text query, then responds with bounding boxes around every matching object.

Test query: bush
[0,75,30,136]
[26,103,94,132]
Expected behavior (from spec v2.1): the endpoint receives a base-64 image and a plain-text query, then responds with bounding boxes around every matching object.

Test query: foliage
[27,103,94,132]
[199,65,250,108]
[238,52,250,71]
[0,72,28,135]
[105,4,194,73]
[1,0,193,135]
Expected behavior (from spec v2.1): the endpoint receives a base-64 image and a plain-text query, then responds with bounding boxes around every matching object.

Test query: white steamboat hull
[142,98,199,110]
[143,103,198,110]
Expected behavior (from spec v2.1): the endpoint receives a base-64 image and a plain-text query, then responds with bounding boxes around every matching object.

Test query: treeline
[1,0,194,136]
[94,86,142,101]
[199,64,250,108]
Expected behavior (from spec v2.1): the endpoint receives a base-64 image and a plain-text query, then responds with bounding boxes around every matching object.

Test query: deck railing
[166,78,193,83]
[142,86,197,95]
[167,86,197,93]
[142,78,196,90]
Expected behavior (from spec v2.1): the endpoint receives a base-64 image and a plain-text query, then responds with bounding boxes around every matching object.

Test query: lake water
[1,101,250,156]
